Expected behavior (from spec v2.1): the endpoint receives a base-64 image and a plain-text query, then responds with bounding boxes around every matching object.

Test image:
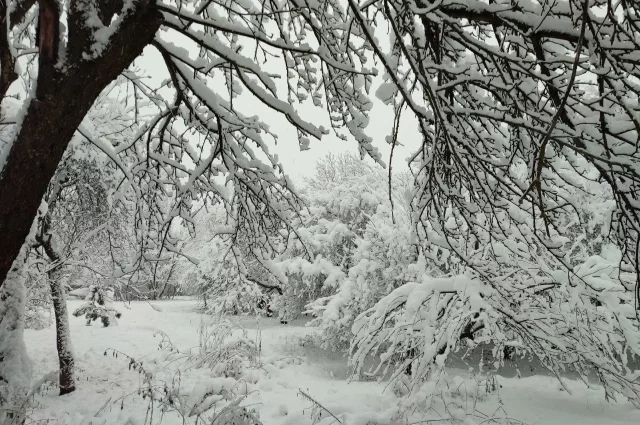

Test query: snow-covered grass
[23,299,640,425]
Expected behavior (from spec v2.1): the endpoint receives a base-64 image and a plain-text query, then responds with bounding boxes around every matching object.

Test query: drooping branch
[245,275,283,296]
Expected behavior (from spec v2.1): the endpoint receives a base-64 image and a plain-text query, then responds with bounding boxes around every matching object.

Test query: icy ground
[24,299,640,425]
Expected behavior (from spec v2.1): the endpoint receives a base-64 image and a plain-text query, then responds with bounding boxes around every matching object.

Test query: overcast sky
[137,38,420,186]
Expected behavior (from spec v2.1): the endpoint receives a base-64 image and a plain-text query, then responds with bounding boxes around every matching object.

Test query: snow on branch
[351,252,640,406]
[344,0,640,307]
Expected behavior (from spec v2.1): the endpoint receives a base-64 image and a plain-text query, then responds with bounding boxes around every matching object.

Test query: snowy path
[24,299,640,424]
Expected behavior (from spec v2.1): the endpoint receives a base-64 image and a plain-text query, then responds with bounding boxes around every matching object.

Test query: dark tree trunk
[48,267,75,395]
[0,5,162,287]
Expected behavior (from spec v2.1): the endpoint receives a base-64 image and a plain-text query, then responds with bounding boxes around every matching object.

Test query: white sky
[136,38,421,186]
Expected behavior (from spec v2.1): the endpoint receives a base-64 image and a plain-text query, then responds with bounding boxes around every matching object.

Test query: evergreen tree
[72,285,122,327]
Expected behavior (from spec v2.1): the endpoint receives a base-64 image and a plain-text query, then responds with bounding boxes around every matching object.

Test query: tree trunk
[0,6,162,287]
[48,267,75,395]
[39,231,76,395]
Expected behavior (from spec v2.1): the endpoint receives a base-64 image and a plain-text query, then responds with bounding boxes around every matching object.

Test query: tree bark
[48,267,75,395]
[0,5,162,287]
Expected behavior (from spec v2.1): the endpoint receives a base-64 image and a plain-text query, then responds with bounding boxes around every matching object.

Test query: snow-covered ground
[24,299,640,425]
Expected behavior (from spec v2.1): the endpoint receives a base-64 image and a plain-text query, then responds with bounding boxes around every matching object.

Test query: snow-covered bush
[275,155,422,348]
[99,317,289,424]
[333,133,640,410]
[179,194,291,317]
[72,285,122,327]
[182,234,276,316]
[178,153,419,340]
[351,245,640,408]
[307,200,419,349]
[190,319,260,373]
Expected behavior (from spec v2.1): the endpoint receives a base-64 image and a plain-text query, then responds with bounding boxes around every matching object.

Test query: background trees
[184,149,640,408]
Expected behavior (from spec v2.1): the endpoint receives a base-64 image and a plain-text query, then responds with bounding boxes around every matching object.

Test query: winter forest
[1,0,640,424]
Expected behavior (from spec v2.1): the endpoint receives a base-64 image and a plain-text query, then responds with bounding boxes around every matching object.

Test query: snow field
[23,299,640,425]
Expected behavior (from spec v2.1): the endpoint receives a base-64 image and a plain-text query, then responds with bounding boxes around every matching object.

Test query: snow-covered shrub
[204,153,377,324]
[275,212,354,322]
[178,154,402,323]
[72,285,121,327]
[332,141,640,409]
[190,319,259,374]
[101,317,277,424]
[308,201,419,349]
[351,247,640,408]
[285,157,421,348]
[179,194,292,317]
[183,237,273,316]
